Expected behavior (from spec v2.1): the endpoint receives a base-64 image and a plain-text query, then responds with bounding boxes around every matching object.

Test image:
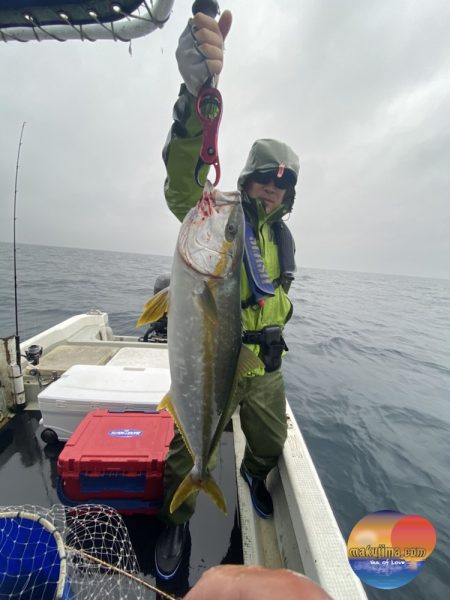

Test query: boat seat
[24,344,115,378]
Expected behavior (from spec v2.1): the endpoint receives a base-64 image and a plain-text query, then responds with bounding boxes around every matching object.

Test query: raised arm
[162,9,232,221]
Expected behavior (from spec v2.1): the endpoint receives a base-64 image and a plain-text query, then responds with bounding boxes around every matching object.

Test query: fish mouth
[197,192,240,219]
[214,194,241,206]
[197,193,216,218]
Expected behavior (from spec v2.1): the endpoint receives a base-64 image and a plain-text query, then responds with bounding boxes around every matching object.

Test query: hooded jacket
[163,86,299,374]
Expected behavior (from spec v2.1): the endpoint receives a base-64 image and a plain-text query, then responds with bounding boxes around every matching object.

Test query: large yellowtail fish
[137,182,262,514]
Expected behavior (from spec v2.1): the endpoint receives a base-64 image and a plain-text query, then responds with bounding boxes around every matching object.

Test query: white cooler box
[38,364,171,442]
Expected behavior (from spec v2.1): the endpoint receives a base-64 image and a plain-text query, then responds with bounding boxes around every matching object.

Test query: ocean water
[0,241,449,600]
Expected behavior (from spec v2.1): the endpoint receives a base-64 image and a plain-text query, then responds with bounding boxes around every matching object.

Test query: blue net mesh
[0,513,68,599]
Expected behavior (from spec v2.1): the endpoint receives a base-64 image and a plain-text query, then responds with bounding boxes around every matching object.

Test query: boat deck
[0,410,242,598]
[0,312,368,599]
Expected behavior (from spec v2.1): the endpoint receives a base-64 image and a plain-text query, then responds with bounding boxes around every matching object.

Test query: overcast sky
[1,0,449,279]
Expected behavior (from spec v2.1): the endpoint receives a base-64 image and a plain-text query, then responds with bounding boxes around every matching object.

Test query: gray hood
[237,139,300,191]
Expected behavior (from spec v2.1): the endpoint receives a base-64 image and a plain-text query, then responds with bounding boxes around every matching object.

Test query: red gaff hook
[194,86,223,187]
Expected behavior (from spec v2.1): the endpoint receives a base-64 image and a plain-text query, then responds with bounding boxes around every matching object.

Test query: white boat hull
[0,311,367,599]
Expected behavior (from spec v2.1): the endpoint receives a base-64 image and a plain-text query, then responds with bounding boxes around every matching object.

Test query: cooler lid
[38,364,171,404]
[108,347,169,369]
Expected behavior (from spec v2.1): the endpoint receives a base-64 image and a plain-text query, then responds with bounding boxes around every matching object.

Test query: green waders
[159,368,287,525]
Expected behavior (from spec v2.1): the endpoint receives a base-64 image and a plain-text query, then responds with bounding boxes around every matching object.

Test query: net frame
[0,510,68,599]
[0,0,175,43]
[0,504,177,600]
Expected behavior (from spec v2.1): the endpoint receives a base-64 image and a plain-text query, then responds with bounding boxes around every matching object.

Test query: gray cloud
[1,0,449,278]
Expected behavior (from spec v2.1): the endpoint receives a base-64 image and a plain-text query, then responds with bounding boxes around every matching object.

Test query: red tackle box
[57,409,174,514]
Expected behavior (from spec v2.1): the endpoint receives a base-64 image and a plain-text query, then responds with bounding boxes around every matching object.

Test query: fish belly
[168,249,241,474]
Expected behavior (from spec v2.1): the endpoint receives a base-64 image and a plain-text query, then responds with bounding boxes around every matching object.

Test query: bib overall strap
[242,217,275,308]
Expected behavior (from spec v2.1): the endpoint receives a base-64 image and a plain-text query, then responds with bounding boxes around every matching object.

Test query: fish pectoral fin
[136,286,169,327]
[236,344,265,377]
[170,471,227,515]
[157,391,173,413]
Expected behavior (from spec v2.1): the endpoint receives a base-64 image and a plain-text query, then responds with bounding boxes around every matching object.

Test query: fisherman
[139,273,170,343]
[155,8,300,579]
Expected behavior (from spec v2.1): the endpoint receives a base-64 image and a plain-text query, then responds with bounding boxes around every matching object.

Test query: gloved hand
[176,10,232,96]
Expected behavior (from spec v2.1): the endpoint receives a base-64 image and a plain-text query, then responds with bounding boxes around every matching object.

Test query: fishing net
[0,504,174,600]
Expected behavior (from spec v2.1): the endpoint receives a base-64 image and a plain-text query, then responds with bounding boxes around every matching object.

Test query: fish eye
[225,223,237,240]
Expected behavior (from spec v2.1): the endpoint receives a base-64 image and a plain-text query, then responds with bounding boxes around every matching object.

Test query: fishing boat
[0,311,368,599]
[1,0,368,596]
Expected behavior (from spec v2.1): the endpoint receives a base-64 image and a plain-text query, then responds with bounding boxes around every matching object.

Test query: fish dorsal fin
[236,344,265,378]
[209,345,265,454]
[136,286,169,327]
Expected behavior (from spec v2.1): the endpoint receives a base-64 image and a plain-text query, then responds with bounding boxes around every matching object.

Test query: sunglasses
[250,169,296,190]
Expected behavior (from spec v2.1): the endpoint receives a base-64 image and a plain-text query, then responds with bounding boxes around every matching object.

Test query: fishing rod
[13,122,26,370]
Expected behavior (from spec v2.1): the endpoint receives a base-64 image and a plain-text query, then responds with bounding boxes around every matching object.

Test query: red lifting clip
[194,87,223,187]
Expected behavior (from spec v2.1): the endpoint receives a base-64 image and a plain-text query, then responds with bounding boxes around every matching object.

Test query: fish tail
[170,471,227,515]
[203,474,228,514]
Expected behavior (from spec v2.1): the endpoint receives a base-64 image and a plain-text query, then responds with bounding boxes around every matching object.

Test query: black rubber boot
[240,463,273,518]
[155,522,189,580]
